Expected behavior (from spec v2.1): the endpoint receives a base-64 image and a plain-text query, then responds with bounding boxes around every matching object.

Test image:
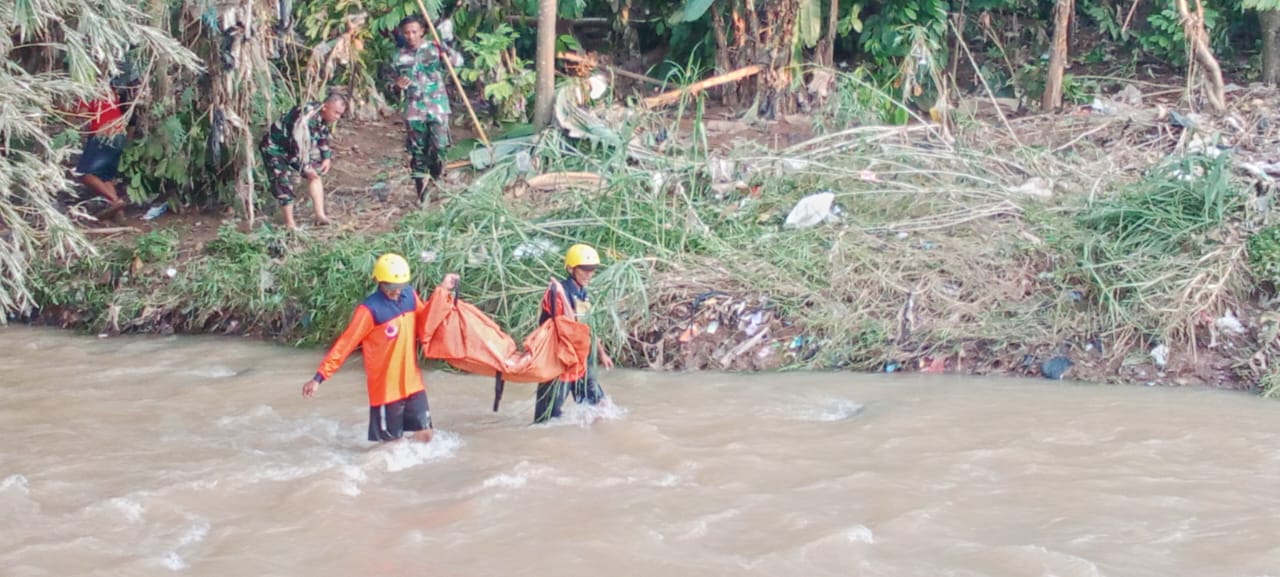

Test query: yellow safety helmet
[372,253,412,285]
[565,244,600,270]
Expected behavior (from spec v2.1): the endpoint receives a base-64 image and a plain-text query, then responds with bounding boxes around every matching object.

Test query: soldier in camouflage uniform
[389,15,463,203]
[258,93,346,230]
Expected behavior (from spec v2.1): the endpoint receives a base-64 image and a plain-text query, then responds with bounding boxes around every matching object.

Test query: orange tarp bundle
[418,282,591,385]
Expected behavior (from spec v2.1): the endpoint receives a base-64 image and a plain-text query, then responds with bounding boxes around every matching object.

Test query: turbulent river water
[1,326,1278,577]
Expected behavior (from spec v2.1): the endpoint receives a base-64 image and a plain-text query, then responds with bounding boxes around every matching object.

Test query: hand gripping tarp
[418,281,591,411]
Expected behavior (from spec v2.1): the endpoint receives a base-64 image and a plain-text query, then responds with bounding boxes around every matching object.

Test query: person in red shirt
[73,90,129,219]
[302,253,459,443]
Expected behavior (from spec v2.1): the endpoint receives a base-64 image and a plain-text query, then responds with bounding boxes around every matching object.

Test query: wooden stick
[557,51,667,88]
[412,0,492,149]
[641,65,762,109]
[82,226,142,235]
[951,21,1023,147]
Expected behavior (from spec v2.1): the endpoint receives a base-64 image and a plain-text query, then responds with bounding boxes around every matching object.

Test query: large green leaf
[669,0,715,23]
[1245,0,1280,9]
[798,0,823,48]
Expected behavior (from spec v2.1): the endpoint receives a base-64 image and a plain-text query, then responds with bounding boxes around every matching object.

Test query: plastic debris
[1089,97,1115,115]
[884,362,899,373]
[514,238,558,260]
[1040,356,1073,380]
[1150,344,1170,369]
[705,320,720,335]
[782,158,810,172]
[587,73,608,100]
[141,204,168,221]
[1117,84,1143,106]
[784,192,837,229]
[1010,177,1054,199]
[164,267,177,278]
[1216,310,1245,336]
[743,310,767,337]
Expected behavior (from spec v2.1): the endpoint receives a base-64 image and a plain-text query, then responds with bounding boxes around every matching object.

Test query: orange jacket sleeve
[313,305,375,382]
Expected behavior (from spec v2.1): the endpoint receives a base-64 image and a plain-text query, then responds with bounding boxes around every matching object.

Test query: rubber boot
[414,177,427,204]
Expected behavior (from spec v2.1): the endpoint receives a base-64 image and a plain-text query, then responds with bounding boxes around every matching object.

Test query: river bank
[22,81,1280,395]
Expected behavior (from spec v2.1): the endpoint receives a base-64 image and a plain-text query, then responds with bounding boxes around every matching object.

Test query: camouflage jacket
[263,102,332,161]
[389,42,460,122]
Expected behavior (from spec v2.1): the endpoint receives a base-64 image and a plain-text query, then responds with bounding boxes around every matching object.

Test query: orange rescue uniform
[312,288,431,407]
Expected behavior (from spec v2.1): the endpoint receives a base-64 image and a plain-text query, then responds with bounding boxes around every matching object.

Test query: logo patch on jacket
[385,324,400,339]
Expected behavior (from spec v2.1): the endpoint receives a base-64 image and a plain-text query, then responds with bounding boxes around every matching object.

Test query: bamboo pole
[411,0,492,149]
[641,65,762,109]
[556,51,666,87]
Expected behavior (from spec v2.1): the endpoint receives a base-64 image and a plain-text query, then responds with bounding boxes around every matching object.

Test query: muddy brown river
[1,326,1278,576]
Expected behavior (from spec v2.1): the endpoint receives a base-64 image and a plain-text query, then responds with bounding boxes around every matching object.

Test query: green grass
[25,71,1279,392]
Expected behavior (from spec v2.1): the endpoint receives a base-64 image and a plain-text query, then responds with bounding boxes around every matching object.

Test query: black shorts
[368,390,431,442]
[75,134,126,181]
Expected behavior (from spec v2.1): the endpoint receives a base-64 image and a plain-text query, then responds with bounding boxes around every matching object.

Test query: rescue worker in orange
[302,253,459,443]
[533,244,615,423]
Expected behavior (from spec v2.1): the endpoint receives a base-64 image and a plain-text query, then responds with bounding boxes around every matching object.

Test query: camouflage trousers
[406,117,449,180]
[259,141,318,206]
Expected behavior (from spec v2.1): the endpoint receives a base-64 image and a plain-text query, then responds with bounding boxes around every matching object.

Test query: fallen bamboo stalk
[525,171,603,191]
[82,226,141,235]
[557,51,667,88]
[642,65,761,109]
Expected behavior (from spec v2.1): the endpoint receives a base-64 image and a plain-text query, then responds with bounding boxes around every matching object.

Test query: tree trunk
[533,0,557,129]
[1262,10,1280,85]
[1042,0,1072,111]
[710,2,735,105]
[819,0,839,66]
[1175,0,1226,112]
[757,0,799,118]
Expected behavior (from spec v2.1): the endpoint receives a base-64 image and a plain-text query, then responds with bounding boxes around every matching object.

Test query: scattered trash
[784,191,838,229]
[678,325,699,343]
[514,150,533,174]
[859,169,878,182]
[370,181,389,202]
[1063,289,1084,302]
[895,231,910,240]
[513,238,557,260]
[1169,110,1196,129]
[916,240,939,250]
[920,357,947,373]
[1216,310,1246,336]
[1186,133,1224,158]
[419,250,438,263]
[781,158,810,172]
[1040,356,1073,380]
[1089,97,1116,115]
[587,73,608,100]
[705,320,720,335]
[1150,344,1170,369]
[97,333,109,339]
[884,362,899,373]
[1010,177,1054,199]
[1117,84,1143,106]
[259,267,275,291]
[651,172,669,195]
[164,267,177,278]
[743,310,767,337]
[141,204,168,221]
